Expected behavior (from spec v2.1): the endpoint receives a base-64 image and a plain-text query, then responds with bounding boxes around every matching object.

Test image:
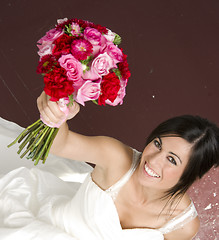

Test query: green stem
[34,128,55,165]
[34,125,50,147]
[17,123,45,155]
[25,124,45,150]
[17,132,36,154]
[18,121,42,143]
[19,125,48,159]
[31,139,44,162]
[7,119,42,148]
[42,128,59,163]
[27,126,48,151]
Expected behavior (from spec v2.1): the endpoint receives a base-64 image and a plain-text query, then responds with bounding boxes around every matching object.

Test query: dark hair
[146,115,219,200]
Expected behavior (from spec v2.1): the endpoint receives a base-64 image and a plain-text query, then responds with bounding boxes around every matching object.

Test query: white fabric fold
[0,117,198,239]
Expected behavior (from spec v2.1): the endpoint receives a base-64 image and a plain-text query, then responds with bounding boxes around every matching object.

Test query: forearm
[49,121,70,156]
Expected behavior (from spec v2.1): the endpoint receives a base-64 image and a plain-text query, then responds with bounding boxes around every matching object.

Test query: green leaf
[64,24,72,35]
[113,34,122,45]
[43,61,49,67]
[83,66,90,73]
[67,94,74,106]
[80,27,85,34]
[92,100,99,105]
[112,68,122,79]
[80,55,93,65]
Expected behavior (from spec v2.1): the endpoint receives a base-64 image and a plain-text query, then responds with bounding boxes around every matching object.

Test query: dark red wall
[0,1,218,238]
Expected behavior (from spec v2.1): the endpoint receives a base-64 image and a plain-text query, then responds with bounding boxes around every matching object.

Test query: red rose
[52,34,74,58]
[118,50,131,81]
[76,19,90,29]
[44,66,74,101]
[93,24,108,34]
[36,54,57,74]
[98,72,120,106]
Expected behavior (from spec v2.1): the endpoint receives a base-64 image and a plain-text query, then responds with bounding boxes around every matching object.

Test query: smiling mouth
[144,163,160,178]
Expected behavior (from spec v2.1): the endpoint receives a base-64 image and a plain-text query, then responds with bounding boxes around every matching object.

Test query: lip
[143,162,160,178]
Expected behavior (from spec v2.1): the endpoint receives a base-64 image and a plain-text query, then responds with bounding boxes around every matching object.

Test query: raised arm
[37,91,132,169]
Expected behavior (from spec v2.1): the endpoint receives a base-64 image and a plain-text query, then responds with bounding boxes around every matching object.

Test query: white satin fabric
[0,118,197,239]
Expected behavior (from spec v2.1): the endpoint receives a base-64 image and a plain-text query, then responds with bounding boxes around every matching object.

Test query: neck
[129,170,167,206]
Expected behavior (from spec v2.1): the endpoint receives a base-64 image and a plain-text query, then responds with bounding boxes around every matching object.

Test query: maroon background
[0,0,218,239]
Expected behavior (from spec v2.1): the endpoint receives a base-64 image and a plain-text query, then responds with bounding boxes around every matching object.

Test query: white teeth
[144,164,160,178]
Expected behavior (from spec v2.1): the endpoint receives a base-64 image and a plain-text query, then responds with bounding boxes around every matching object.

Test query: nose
[149,151,165,167]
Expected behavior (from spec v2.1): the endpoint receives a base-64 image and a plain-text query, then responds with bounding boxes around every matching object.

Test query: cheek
[162,167,184,182]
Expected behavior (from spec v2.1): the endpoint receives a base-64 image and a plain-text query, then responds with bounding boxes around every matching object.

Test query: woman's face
[136,136,193,191]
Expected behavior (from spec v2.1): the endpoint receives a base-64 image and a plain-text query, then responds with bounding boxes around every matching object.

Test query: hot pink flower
[83,27,102,46]
[102,42,123,64]
[91,52,116,76]
[75,80,101,106]
[58,54,83,82]
[71,38,93,61]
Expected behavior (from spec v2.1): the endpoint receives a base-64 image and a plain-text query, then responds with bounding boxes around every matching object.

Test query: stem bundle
[7,119,59,165]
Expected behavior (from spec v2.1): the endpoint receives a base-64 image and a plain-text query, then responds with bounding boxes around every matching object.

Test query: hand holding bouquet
[8,18,130,165]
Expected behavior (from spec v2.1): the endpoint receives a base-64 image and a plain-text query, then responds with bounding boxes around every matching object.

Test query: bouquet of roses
[8,18,130,165]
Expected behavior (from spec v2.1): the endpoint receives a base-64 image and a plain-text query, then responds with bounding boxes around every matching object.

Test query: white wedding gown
[0,118,198,240]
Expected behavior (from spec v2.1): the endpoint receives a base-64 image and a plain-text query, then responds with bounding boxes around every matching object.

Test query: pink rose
[83,27,102,45]
[37,42,54,57]
[91,52,117,76]
[58,54,83,82]
[75,80,101,106]
[38,29,63,44]
[82,69,100,81]
[102,42,123,64]
[105,78,127,106]
[73,78,86,90]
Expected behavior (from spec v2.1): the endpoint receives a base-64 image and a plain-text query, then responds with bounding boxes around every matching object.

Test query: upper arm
[55,129,131,168]
[164,216,200,240]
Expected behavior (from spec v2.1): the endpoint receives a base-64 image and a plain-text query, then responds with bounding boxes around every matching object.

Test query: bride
[0,91,218,240]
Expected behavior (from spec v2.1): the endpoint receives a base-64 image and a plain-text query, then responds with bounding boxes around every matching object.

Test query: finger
[37,92,62,124]
[67,101,80,120]
[48,100,66,120]
[42,100,64,124]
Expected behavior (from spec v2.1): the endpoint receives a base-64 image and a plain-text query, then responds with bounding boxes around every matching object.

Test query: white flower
[57,18,68,25]
[104,29,116,42]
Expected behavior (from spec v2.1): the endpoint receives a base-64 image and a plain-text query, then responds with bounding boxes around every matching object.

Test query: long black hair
[146,115,219,200]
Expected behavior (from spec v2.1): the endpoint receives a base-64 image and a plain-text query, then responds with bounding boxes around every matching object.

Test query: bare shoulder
[94,136,133,167]
[91,136,134,188]
[164,216,200,240]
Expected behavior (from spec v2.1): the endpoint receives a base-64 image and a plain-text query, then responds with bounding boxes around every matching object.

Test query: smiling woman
[145,115,219,201]
[1,96,218,240]
[137,136,192,190]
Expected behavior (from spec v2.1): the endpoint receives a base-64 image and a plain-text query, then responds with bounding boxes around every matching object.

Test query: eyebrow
[158,137,162,145]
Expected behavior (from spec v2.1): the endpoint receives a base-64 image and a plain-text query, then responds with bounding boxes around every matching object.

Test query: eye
[154,139,161,150]
[168,156,177,166]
